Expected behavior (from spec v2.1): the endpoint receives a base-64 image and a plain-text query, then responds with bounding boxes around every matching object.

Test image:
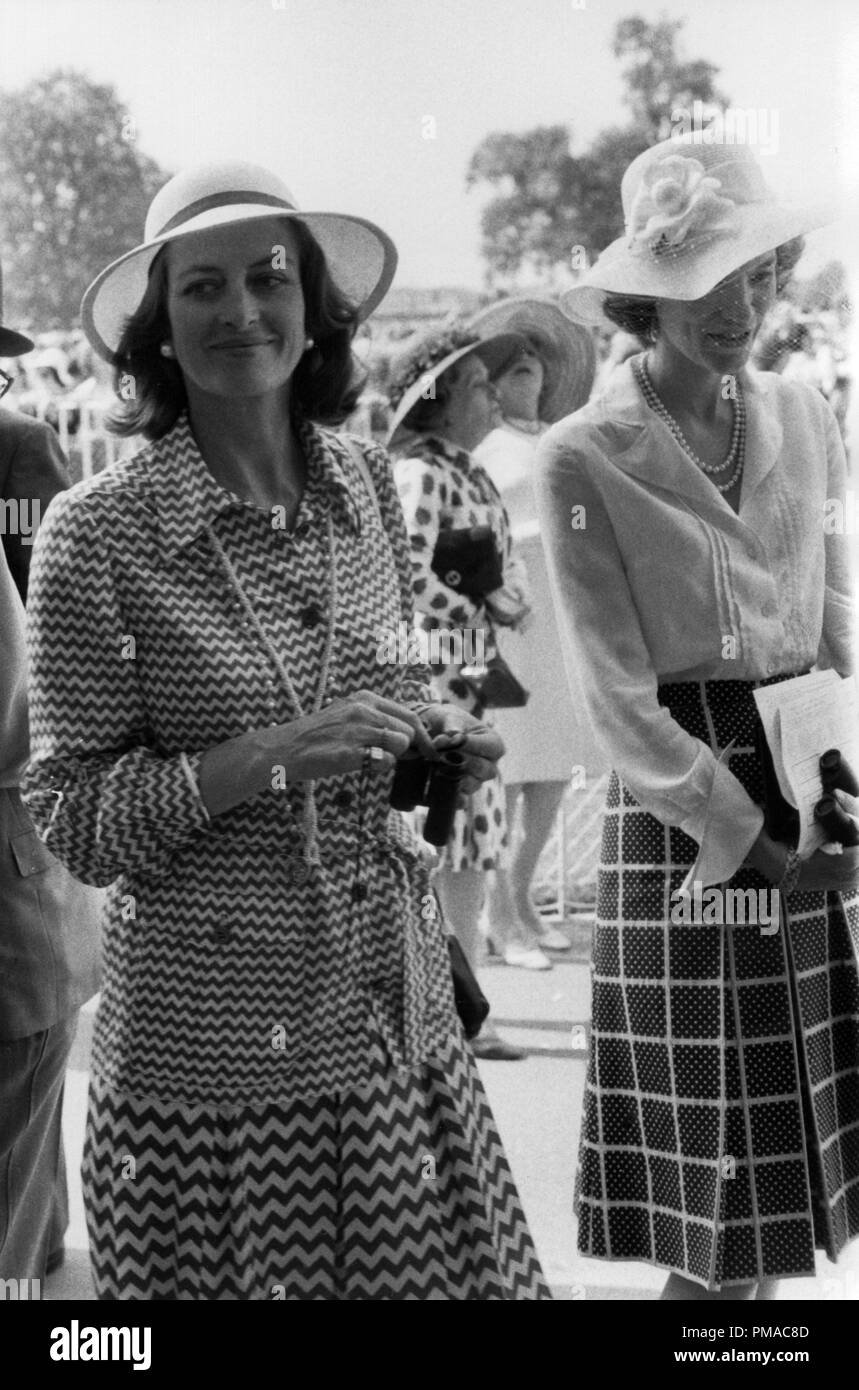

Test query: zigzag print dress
[23,416,549,1300]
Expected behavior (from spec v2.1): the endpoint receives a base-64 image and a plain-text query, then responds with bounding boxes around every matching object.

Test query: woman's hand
[263,691,437,780]
[418,703,504,795]
[746,824,859,896]
[484,583,531,628]
[795,846,859,894]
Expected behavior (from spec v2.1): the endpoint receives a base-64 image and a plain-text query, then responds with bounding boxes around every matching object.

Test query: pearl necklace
[633,355,746,494]
[205,510,338,874]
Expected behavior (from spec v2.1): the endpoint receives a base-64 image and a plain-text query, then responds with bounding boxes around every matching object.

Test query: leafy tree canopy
[0,69,169,330]
[467,14,731,288]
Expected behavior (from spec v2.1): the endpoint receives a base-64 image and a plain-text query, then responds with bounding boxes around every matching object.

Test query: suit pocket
[10,830,55,877]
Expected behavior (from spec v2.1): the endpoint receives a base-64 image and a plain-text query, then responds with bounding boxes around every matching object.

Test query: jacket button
[285,855,312,885]
[334,789,353,809]
[213,922,231,944]
[351,881,368,902]
[300,603,323,628]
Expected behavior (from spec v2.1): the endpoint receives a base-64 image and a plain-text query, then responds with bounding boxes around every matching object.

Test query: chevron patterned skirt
[82,1033,550,1300]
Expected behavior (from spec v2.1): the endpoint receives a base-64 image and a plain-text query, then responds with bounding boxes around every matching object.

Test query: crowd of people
[1,134,857,1302]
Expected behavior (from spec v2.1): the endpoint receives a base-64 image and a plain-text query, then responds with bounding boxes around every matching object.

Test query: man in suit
[0,268,101,1287]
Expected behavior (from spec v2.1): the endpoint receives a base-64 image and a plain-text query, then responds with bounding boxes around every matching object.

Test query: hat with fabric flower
[560,134,833,326]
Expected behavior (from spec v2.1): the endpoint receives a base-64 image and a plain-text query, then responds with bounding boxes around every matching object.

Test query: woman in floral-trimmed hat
[388,323,549,1059]
[537,135,859,1300]
[22,162,549,1300]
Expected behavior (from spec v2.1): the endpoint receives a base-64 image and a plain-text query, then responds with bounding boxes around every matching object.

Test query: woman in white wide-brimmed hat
[23,162,549,1300]
[536,134,859,1300]
[470,299,601,961]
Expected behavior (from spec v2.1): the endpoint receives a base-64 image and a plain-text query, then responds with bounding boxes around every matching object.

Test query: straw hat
[561,134,832,327]
[385,324,526,451]
[0,261,34,357]
[81,161,398,361]
[467,297,595,422]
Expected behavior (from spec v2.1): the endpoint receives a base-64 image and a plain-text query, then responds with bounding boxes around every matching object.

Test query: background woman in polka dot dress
[389,326,544,1060]
[537,138,859,1299]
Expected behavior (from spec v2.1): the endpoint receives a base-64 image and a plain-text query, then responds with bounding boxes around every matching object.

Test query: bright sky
[1,0,857,288]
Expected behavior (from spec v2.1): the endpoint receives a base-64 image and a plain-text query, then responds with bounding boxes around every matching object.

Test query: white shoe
[503,942,553,971]
[537,924,572,951]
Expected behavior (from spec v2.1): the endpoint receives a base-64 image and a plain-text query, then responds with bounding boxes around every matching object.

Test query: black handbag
[429,888,490,1040]
[431,525,503,598]
[462,653,530,709]
[446,935,490,1040]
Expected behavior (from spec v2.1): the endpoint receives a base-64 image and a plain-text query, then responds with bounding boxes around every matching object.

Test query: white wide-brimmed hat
[467,296,596,422]
[81,161,398,361]
[0,261,34,357]
[561,135,832,327]
[385,324,526,451]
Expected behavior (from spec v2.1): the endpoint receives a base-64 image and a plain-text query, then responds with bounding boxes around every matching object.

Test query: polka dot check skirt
[576,676,859,1290]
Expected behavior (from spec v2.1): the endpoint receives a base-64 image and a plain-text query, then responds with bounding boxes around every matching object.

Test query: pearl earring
[160,343,175,358]
[304,337,315,351]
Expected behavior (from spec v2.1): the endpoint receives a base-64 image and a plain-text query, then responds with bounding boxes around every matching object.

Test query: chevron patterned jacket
[22,414,459,1103]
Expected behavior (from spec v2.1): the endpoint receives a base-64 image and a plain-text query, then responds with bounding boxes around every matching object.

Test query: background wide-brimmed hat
[561,134,833,328]
[467,296,596,422]
[385,324,526,451]
[81,160,398,361]
[0,261,34,357]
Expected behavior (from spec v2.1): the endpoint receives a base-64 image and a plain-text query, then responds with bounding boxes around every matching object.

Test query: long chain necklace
[633,354,746,494]
[204,511,338,875]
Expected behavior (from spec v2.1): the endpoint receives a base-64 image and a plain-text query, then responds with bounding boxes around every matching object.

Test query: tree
[0,70,169,330]
[467,14,731,288]
[465,127,579,287]
[612,15,728,143]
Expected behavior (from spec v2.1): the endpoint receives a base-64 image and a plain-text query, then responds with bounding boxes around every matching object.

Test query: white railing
[21,396,140,481]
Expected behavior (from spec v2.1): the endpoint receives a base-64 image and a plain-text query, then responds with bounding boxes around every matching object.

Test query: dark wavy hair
[602,237,806,346]
[108,219,364,439]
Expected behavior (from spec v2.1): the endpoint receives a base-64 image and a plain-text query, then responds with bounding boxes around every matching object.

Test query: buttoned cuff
[680,752,764,891]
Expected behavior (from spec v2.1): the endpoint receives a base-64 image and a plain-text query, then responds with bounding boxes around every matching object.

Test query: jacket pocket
[10,830,55,877]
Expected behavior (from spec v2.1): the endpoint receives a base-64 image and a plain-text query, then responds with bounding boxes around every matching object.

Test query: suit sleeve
[21,487,211,886]
[3,418,70,603]
[536,428,763,887]
[0,545,29,782]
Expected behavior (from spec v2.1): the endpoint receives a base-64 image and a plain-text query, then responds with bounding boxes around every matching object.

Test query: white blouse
[535,358,855,885]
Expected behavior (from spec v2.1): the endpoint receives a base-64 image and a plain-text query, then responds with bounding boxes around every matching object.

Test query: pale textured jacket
[535,359,855,885]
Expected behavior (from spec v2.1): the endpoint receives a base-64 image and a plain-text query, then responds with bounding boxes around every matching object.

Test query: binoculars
[390,747,467,846]
[814,749,859,846]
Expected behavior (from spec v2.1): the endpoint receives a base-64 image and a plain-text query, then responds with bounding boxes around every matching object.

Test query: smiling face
[654,251,777,376]
[165,218,307,404]
[438,352,500,451]
[493,345,545,422]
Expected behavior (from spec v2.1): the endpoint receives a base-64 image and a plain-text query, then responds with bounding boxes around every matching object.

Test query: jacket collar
[593,356,783,514]
[143,413,364,558]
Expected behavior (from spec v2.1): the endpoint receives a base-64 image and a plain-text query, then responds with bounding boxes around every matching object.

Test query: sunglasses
[0,369,14,401]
